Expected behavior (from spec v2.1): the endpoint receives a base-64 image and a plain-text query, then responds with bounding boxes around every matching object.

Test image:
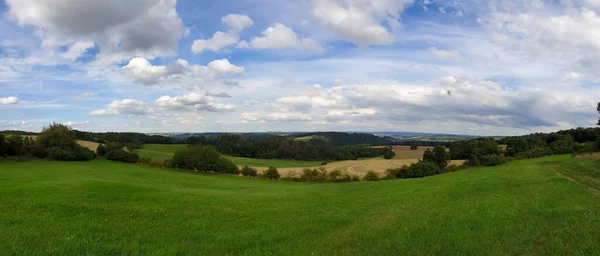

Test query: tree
[0,134,6,156]
[37,123,78,151]
[240,166,258,177]
[96,144,106,157]
[105,149,139,163]
[597,102,600,126]
[410,142,418,150]
[6,135,25,156]
[383,147,395,159]
[432,146,450,169]
[171,146,238,174]
[263,166,280,180]
[422,148,435,162]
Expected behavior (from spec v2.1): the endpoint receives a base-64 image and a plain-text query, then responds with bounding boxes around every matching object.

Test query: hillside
[2,155,600,254]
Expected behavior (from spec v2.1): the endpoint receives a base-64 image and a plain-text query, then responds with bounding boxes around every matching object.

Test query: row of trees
[184,134,393,161]
[0,123,96,161]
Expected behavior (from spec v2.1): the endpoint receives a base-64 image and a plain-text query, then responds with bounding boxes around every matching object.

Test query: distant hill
[289,132,395,147]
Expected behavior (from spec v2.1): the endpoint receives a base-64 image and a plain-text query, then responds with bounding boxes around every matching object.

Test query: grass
[2,155,600,254]
[134,144,321,167]
[293,135,328,142]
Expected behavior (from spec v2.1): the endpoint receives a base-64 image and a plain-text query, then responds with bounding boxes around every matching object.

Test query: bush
[442,164,460,173]
[300,168,328,182]
[170,146,238,174]
[383,148,395,159]
[26,144,48,159]
[240,166,258,177]
[399,161,440,179]
[327,169,343,181]
[479,154,505,166]
[137,157,152,165]
[516,147,553,159]
[106,149,139,163]
[263,166,280,180]
[384,165,409,179]
[363,171,380,181]
[96,144,106,157]
[48,146,95,161]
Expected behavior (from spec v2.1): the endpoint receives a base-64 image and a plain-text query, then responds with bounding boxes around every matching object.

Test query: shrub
[263,166,280,180]
[442,164,460,173]
[240,166,258,177]
[327,169,343,181]
[138,157,152,165]
[479,154,505,166]
[171,146,238,174]
[26,144,48,159]
[385,165,409,179]
[105,142,124,153]
[516,147,553,159]
[320,160,330,166]
[383,148,395,159]
[106,149,139,163]
[48,146,95,161]
[300,168,328,182]
[96,144,106,157]
[363,171,380,181]
[399,161,440,179]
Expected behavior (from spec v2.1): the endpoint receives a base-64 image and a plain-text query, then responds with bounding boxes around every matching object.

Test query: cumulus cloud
[191,14,253,54]
[243,23,323,52]
[311,0,414,46]
[0,96,19,105]
[427,47,463,62]
[155,93,235,112]
[6,0,186,63]
[123,57,244,86]
[89,99,151,116]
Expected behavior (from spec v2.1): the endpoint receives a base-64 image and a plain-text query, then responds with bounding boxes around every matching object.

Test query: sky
[0,0,599,136]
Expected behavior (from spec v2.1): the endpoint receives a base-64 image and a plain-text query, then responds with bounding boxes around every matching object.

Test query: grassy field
[2,155,600,254]
[134,144,321,168]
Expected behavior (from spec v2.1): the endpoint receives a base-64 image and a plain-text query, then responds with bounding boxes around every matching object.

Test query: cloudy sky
[1,0,599,135]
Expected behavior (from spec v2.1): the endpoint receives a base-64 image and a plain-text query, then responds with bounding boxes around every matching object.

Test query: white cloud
[311,0,414,46]
[191,14,253,54]
[562,72,581,83]
[246,23,323,52]
[0,96,19,105]
[155,93,235,112]
[6,0,186,64]
[89,99,151,116]
[61,41,95,60]
[122,57,244,86]
[427,47,463,62]
[242,112,312,121]
[205,90,232,98]
[73,92,97,100]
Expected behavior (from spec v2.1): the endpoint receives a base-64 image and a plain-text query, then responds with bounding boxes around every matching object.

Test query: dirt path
[547,164,600,197]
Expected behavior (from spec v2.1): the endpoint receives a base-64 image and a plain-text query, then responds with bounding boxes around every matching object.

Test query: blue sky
[1,0,599,135]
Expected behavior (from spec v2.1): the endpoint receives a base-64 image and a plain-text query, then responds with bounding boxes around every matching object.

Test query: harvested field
[255,158,466,177]
[77,140,99,151]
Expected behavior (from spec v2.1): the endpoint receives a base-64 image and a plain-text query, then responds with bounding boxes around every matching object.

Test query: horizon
[2,0,600,136]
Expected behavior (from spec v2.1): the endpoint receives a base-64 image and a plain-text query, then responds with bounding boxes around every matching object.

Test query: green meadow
[134,144,321,168]
[2,155,600,255]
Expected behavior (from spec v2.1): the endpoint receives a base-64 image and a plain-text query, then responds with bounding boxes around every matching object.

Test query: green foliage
[26,144,47,159]
[96,144,106,157]
[410,142,418,150]
[516,147,554,159]
[171,146,238,174]
[240,166,258,177]
[263,166,280,180]
[137,157,152,165]
[47,147,95,161]
[0,134,6,156]
[399,161,440,179]
[385,165,409,179]
[106,149,139,163]
[5,135,25,156]
[450,138,499,159]
[383,147,395,159]
[363,171,380,181]
[37,123,78,150]
[105,142,124,153]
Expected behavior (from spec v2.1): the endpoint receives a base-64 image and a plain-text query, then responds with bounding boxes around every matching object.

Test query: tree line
[184,134,394,161]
